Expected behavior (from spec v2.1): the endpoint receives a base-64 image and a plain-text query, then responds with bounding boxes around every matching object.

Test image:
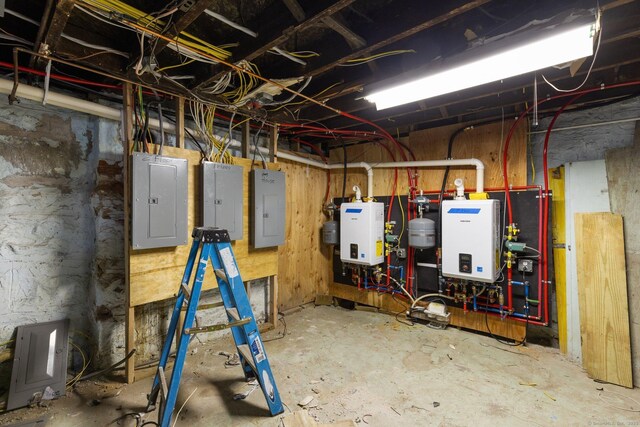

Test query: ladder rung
[180,283,191,300]
[227,307,240,321]
[185,318,250,335]
[237,344,257,373]
[214,269,228,283]
[181,301,225,311]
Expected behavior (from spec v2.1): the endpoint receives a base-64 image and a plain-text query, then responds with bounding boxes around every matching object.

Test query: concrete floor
[1,305,639,426]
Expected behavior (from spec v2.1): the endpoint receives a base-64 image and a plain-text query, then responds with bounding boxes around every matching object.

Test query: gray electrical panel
[132,153,188,249]
[201,161,243,240]
[7,319,70,410]
[251,169,285,248]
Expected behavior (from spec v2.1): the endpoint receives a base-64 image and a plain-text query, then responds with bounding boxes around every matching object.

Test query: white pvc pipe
[267,151,375,200]
[369,159,485,193]
[329,162,373,199]
[0,79,177,134]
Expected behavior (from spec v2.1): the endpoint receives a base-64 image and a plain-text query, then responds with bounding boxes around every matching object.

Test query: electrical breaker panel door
[132,153,188,249]
[202,162,243,240]
[251,169,285,248]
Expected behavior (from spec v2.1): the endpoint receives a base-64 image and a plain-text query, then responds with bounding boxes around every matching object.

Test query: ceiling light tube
[365,22,596,110]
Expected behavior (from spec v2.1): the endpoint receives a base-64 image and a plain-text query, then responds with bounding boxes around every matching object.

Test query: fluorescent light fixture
[365,22,596,110]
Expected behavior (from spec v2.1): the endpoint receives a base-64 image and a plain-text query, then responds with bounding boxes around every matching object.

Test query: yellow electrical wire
[284,50,320,58]
[269,81,342,112]
[344,49,415,64]
[80,0,232,61]
[397,184,406,245]
[157,59,195,72]
[66,341,90,389]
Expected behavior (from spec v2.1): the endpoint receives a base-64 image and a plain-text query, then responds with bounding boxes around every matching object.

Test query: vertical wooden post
[269,124,278,163]
[242,120,251,159]
[175,97,185,149]
[122,83,135,384]
[268,124,279,325]
[270,275,279,325]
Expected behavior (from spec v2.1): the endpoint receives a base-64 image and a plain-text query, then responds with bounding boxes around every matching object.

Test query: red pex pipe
[536,185,544,320]
[541,93,585,325]
[501,80,640,326]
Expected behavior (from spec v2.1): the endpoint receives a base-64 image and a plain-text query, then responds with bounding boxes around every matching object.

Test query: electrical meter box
[340,202,384,266]
[441,199,500,283]
[202,162,243,240]
[251,169,285,248]
[131,153,188,249]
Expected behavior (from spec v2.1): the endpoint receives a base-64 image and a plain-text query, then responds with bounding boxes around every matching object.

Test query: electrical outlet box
[132,153,188,249]
[202,162,243,240]
[251,169,285,248]
[441,199,500,283]
[518,258,534,273]
[340,202,385,266]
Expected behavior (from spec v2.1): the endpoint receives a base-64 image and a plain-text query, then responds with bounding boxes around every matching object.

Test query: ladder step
[181,301,225,311]
[185,318,250,334]
[237,344,257,373]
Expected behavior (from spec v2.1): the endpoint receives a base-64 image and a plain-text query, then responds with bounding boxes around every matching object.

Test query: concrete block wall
[0,96,267,379]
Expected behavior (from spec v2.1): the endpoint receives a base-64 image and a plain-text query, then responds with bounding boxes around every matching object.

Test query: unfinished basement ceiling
[1,0,639,144]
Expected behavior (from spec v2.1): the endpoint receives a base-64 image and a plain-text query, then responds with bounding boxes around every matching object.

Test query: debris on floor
[282,410,356,427]
[298,395,315,407]
[217,350,240,367]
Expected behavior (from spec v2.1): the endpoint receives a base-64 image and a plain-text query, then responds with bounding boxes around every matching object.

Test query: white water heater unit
[441,199,500,283]
[340,202,384,266]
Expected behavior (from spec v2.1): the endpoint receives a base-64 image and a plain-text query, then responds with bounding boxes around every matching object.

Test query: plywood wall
[329,120,527,197]
[129,146,278,307]
[277,158,333,310]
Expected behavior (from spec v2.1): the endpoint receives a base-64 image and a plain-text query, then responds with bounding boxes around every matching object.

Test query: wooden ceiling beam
[37,0,77,64]
[281,0,366,49]
[322,15,367,50]
[195,0,356,90]
[153,0,217,55]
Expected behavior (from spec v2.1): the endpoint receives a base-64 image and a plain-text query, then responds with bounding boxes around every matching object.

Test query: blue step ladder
[146,227,283,426]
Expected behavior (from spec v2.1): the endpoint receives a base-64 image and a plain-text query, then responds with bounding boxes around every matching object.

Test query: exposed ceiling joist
[37,0,76,64]
[195,0,356,90]
[153,0,217,55]
[321,15,367,49]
